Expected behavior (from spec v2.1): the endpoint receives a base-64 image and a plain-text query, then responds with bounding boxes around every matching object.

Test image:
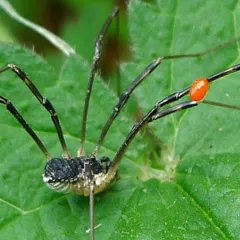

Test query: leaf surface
[0,0,240,239]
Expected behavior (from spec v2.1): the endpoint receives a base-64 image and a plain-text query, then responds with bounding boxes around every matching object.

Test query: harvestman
[0,6,240,240]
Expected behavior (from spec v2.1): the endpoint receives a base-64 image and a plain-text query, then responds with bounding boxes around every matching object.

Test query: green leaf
[0,1,240,239]
[0,21,16,43]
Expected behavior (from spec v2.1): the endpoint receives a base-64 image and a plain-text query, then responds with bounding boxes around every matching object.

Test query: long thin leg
[89,184,95,240]
[116,7,121,97]
[107,89,190,174]
[162,36,240,60]
[151,99,240,121]
[207,64,240,83]
[93,57,163,155]
[79,7,119,156]
[107,63,240,175]
[93,38,240,155]
[0,64,70,158]
[0,96,51,160]
[202,100,240,110]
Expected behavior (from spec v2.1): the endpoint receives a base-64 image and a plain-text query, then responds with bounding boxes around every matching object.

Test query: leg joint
[8,64,26,80]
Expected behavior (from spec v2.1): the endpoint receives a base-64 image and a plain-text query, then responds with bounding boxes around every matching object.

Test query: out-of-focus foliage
[0,0,128,77]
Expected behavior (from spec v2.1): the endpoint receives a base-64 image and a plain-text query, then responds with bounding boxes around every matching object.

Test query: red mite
[190,77,209,101]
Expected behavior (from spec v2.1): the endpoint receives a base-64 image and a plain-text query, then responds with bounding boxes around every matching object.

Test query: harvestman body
[1,6,240,240]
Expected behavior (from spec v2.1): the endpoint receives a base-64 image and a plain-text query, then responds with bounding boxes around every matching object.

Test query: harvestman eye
[1,6,240,240]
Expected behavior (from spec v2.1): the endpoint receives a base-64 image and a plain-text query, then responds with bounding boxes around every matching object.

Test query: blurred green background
[0,0,129,84]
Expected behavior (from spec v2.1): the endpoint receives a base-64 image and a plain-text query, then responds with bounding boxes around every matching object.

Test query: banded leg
[79,7,119,156]
[0,96,51,159]
[93,38,240,155]
[0,64,70,158]
[107,63,240,175]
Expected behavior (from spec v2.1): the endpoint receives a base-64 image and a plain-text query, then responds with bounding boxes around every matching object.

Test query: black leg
[92,38,240,156]
[150,101,198,122]
[0,64,70,158]
[79,7,120,156]
[207,63,240,83]
[151,99,240,122]
[0,96,51,159]
[99,156,112,172]
[93,57,163,155]
[107,63,240,175]
[116,8,121,97]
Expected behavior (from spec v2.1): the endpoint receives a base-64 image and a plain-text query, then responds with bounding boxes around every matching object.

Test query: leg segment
[99,156,112,172]
[80,7,119,156]
[108,88,193,174]
[92,38,240,156]
[207,63,240,83]
[107,63,240,175]
[0,96,51,159]
[202,100,240,110]
[162,36,240,60]
[0,64,70,158]
[116,9,121,97]
[89,184,95,240]
[93,57,163,155]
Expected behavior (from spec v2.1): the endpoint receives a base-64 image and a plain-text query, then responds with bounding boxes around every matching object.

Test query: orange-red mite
[189,77,209,101]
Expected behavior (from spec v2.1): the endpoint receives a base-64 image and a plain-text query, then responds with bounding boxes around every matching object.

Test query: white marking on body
[43,176,52,182]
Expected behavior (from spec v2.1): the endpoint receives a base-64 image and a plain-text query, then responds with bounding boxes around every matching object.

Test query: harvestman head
[1,6,240,240]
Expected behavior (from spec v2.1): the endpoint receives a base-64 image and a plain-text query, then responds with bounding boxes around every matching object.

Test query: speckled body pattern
[43,156,115,196]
